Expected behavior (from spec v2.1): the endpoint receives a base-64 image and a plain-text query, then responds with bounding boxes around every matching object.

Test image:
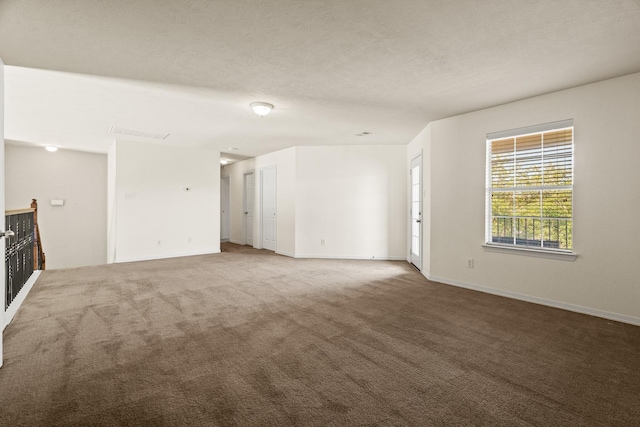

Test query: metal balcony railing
[5,199,45,309]
[491,216,571,250]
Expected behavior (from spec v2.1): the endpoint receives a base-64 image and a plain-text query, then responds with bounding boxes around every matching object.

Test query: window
[486,120,574,252]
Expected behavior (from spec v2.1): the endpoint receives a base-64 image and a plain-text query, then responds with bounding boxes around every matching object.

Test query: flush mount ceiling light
[220,159,229,165]
[45,146,58,152]
[250,102,274,117]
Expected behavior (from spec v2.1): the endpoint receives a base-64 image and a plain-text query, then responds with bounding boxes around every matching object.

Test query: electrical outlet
[467,258,474,268]
[157,240,162,246]
[321,239,326,245]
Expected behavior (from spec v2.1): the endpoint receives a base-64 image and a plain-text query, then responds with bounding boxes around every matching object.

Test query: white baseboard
[293,253,407,261]
[224,242,405,262]
[424,272,640,327]
[4,270,42,330]
[115,250,220,264]
[276,250,295,258]
[228,239,244,245]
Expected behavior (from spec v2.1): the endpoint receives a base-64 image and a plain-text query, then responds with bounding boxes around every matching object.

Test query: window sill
[482,244,578,261]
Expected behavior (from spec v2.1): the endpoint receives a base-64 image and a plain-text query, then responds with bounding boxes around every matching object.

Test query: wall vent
[109,126,169,140]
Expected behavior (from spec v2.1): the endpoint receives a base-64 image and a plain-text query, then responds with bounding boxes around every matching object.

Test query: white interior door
[1,58,5,367]
[220,176,230,241]
[410,155,422,269]
[261,167,277,251]
[243,172,254,245]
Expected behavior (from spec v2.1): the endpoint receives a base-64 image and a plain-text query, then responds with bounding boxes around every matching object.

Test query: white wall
[5,145,107,269]
[226,145,406,260]
[296,145,406,259]
[112,141,219,262]
[414,72,640,323]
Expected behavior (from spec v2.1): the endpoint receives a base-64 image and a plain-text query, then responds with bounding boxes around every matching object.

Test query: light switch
[51,199,65,206]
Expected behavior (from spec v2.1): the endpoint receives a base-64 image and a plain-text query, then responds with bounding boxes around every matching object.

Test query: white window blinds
[486,120,574,251]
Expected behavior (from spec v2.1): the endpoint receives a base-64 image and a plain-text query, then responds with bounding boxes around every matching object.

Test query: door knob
[416,219,421,223]
[0,230,15,238]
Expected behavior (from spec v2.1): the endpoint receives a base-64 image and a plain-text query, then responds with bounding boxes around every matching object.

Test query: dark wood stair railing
[30,199,46,270]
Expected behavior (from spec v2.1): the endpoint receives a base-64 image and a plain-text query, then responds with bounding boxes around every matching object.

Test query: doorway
[260,166,277,251]
[243,172,254,246]
[220,176,230,241]
[410,155,422,269]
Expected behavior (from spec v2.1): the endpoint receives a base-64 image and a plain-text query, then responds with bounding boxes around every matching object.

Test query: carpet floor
[0,243,639,426]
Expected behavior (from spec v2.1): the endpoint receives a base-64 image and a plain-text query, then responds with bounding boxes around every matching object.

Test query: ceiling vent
[109,126,169,140]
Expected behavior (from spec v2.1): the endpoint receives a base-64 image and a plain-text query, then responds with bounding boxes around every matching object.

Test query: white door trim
[260,165,277,251]
[410,153,423,270]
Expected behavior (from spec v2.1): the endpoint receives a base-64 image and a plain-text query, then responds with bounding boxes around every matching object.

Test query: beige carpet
[1,243,639,426]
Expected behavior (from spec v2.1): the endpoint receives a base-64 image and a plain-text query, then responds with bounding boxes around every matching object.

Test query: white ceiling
[1,0,640,157]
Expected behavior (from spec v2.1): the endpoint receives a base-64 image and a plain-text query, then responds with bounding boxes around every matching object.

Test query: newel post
[30,199,45,270]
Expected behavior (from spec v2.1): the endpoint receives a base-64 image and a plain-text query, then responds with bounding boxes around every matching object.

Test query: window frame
[484,119,577,260]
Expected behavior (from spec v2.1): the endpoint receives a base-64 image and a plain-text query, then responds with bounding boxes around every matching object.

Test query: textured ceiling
[1,0,640,155]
